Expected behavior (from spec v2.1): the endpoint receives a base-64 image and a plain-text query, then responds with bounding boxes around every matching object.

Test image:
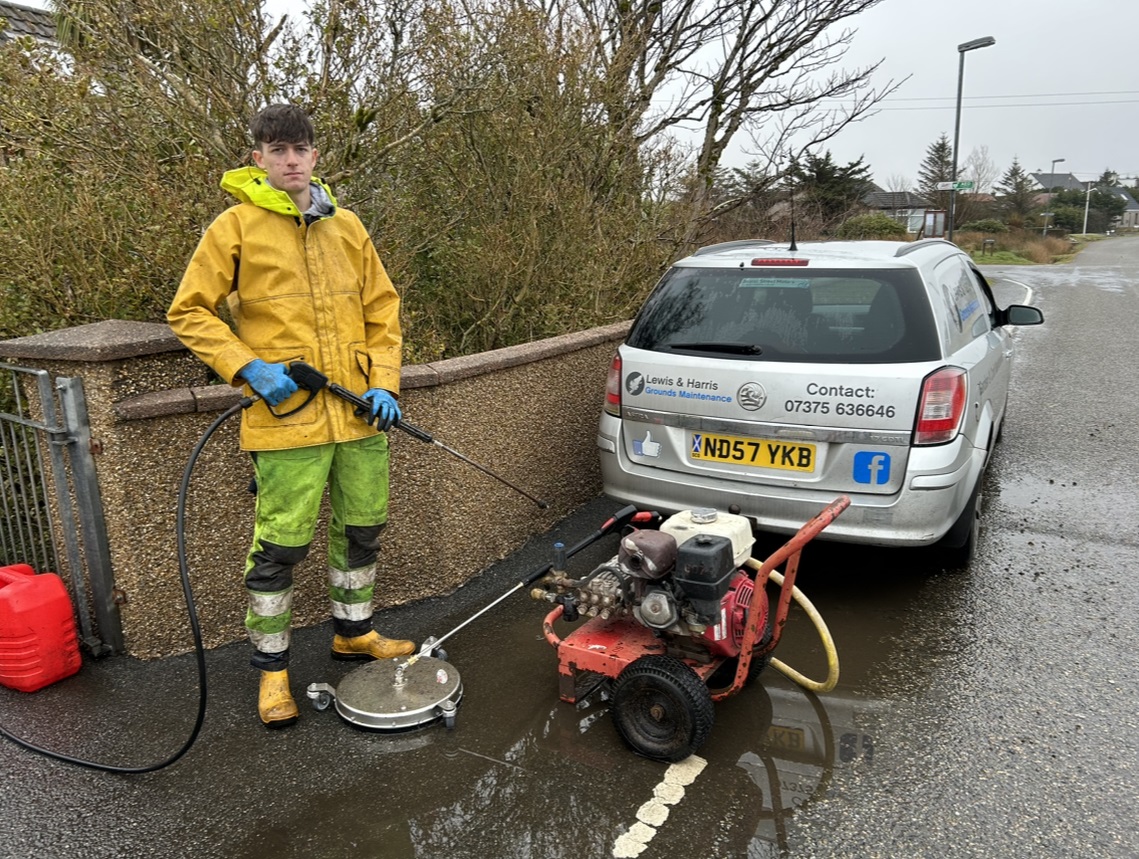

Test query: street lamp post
[948,36,996,242]
[1083,180,1092,234]
[1050,158,1065,187]
[1043,157,1065,238]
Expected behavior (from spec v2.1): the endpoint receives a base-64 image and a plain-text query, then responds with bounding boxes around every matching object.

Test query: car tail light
[604,352,622,416]
[914,367,967,444]
[751,258,808,266]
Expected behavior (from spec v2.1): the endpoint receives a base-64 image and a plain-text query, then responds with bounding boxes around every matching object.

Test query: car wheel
[995,393,1009,443]
[939,479,982,569]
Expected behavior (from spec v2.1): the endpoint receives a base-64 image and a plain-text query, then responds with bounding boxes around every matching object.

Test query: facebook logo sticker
[853,451,891,485]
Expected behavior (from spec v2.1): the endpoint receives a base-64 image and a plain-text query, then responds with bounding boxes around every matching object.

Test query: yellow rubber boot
[258,669,299,729]
[331,630,415,661]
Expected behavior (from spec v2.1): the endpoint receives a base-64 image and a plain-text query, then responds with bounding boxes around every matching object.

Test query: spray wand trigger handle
[287,362,330,392]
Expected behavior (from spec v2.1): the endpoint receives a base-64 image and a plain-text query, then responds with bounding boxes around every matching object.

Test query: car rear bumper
[598,427,985,547]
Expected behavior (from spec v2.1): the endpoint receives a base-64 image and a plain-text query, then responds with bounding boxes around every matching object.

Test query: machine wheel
[311,690,332,712]
[611,656,714,762]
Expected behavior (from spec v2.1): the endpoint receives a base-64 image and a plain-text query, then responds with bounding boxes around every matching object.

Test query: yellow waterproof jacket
[168,167,401,451]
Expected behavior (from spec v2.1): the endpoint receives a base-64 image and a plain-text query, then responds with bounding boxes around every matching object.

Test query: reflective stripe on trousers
[329,563,376,621]
[246,587,293,654]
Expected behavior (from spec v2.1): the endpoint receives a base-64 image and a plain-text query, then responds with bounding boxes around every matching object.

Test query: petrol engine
[532,509,764,659]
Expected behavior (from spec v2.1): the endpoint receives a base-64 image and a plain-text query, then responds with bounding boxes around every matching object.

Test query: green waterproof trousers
[242,434,389,670]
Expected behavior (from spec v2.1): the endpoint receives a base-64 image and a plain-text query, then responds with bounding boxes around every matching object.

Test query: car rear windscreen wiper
[663,341,763,355]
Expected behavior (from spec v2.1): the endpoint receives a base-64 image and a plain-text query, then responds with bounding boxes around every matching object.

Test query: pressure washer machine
[535,497,849,762]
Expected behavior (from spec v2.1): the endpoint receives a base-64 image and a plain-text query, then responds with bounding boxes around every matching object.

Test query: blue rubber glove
[239,359,298,407]
[363,388,401,431]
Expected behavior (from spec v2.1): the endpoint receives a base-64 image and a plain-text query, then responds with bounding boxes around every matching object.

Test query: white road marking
[612,755,707,858]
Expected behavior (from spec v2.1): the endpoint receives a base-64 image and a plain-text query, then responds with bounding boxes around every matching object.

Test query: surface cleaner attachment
[306,638,462,731]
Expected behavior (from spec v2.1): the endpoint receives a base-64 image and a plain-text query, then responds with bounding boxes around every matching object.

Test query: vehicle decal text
[805,383,877,398]
[629,372,734,404]
[787,382,894,419]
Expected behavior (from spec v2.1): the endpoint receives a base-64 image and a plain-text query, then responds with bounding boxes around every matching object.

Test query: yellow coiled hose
[744,558,839,694]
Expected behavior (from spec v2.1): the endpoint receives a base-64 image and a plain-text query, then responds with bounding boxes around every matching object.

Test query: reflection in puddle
[733,679,883,856]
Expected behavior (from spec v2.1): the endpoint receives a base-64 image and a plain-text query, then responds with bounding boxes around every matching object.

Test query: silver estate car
[598,238,1044,565]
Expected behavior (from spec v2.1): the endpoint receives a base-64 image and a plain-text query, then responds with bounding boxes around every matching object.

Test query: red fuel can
[0,563,82,692]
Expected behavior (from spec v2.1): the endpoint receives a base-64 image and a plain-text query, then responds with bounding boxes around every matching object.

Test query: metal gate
[0,363,120,654]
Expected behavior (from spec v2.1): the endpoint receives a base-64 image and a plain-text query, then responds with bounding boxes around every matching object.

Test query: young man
[168,104,414,728]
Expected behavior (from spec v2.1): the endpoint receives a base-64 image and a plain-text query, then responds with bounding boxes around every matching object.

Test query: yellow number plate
[690,432,816,472]
[765,724,807,752]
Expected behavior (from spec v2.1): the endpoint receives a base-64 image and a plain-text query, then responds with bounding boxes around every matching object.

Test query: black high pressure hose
[0,399,248,773]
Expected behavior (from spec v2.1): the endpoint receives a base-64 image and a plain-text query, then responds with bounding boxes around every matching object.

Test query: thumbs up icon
[633,431,662,458]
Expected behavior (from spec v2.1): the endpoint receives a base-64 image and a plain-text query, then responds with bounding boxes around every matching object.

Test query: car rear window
[626,266,941,363]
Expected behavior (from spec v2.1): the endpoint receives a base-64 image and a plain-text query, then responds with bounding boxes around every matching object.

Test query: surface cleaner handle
[562,504,642,556]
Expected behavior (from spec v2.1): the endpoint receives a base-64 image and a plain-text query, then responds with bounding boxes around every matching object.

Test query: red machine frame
[542,496,850,704]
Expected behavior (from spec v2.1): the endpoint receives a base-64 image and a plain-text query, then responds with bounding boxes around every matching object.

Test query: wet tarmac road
[1,238,1138,858]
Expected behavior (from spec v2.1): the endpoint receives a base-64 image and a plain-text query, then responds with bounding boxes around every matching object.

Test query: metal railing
[0,363,119,654]
[0,365,58,572]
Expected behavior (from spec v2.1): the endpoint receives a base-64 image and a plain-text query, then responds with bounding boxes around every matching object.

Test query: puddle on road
[234,535,969,858]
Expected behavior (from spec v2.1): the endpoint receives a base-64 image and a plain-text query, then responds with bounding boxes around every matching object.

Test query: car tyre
[938,479,982,569]
[995,392,1009,443]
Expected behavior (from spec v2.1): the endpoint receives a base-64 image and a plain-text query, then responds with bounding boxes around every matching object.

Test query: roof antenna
[787,150,798,252]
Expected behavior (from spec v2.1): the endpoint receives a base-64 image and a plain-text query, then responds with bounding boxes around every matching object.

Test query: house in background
[1107,186,1139,229]
[1032,171,1139,230]
[1,1,59,168]
[0,1,55,43]
[860,189,932,233]
[1030,172,1085,192]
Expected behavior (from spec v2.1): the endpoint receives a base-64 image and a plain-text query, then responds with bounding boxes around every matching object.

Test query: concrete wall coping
[86,320,631,421]
[0,320,184,362]
[400,321,630,390]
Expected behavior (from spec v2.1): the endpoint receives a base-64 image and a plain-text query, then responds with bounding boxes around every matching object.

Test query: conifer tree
[917,133,954,211]
[995,157,1038,223]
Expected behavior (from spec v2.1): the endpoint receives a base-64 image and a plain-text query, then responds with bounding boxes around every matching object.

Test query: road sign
[935,180,975,191]
[936,182,954,191]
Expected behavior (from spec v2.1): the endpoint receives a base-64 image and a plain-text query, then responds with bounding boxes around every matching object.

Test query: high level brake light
[914,367,967,445]
[604,353,622,416]
[751,258,808,266]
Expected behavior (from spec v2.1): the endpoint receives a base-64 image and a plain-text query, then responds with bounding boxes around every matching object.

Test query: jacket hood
[220,166,339,218]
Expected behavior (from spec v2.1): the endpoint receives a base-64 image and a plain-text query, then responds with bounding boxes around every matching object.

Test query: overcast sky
[18,0,1139,188]
[786,0,1139,189]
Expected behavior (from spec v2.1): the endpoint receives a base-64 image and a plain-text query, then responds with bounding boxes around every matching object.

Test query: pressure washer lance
[287,362,549,510]
[393,504,649,683]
